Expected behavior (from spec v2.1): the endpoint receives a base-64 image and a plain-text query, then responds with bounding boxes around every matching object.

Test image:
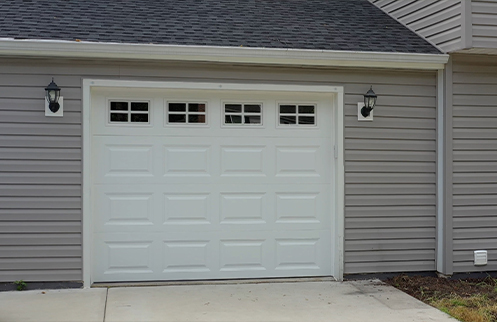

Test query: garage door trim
[82,79,345,287]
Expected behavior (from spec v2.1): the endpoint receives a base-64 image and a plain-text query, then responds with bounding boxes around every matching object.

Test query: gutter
[0,39,449,70]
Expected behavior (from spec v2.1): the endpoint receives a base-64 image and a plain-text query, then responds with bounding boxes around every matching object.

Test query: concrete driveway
[0,280,456,322]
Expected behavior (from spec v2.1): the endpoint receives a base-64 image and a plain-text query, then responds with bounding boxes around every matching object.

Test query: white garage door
[90,86,334,282]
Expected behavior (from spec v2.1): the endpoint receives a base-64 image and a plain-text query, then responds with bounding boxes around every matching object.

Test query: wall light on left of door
[45,78,63,117]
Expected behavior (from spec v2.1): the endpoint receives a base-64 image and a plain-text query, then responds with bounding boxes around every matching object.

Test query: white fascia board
[0,39,448,70]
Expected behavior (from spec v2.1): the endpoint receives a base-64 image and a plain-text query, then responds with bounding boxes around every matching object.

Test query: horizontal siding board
[0,209,81,221]
[346,195,436,207]
[454,151,497,162]
[0,148,81,160]
[454,228,497,239]
[0,197,81,209]
[346,228,436,240]
[0,234,81,246]
[453,216,497,228]
[454,173,497,184]
[345,261,435,274]
[346,173,436,184]
[453,261,497,272]
[346,206,436,218]
[346,184,436,195]
[346,161,435,173]
[345,139,435,151]
[454,183,497,195]
[0,258,81,270]
[453,205,497,218]
[454,238,497,250]
[0,160,81,173]
[0,123,81,136]
[454,128,497,139]
[0,185,81,197]
[345,250,435,263]
[0,222,81,233]
[346,150,436,162]
[0,173,81,184]
[0,136,81,148]
[454,139,497,151]
[346,217,435,229]
[454,106,497,117]
[453,194,497,207]
[0,246,81,258]
[0,270,82,282]
[345,128,436,140]
[453,84,497,95]
[345,239,435,251]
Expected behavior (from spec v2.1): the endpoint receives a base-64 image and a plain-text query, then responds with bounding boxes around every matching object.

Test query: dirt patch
[386,275,497,322]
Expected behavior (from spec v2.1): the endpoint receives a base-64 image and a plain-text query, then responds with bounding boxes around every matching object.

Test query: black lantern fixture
[45,78,61,113]
[361,86,377,118]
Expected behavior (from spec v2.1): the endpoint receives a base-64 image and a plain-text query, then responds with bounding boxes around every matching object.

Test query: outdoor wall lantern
[45,78,63,117]
[361,86,377,118]
[45,78,61,113]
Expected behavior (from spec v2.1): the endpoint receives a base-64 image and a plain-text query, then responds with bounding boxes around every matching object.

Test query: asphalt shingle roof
[0,0,441,54]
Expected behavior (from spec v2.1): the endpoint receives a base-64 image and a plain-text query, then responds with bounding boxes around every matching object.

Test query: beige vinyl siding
[370,0,464,52]
[472,0,497,49]
[0,58,437,281]
[452,54,497,272]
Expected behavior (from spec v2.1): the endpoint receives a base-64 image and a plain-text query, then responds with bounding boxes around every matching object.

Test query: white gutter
[0,39,448,70]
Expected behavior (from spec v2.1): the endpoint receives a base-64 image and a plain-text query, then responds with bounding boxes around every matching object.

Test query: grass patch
[432,295,497,322]
[387,275,497,322]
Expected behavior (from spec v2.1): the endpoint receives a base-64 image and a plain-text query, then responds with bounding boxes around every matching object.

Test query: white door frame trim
[82,79,345,287]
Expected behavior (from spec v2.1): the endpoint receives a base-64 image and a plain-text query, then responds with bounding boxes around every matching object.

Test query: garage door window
[167,102,207,124]
[279,104,316,126]
[110,101,150,124]
[224,103,262,125]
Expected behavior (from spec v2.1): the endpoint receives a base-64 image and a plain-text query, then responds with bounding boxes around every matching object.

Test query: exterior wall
[370,0,464,53]
[451,54,497,273]
[0,58,437,281]
[472,0,497,50]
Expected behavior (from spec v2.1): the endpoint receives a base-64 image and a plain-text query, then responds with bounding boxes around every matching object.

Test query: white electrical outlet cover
[45,96,63,117]
[358,102,373,121]
[474,250,488,266]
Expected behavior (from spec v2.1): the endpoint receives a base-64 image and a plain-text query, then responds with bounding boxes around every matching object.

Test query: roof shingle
[0,0,441,54]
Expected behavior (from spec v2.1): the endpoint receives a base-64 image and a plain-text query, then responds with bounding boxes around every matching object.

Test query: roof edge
[0,39,449,70]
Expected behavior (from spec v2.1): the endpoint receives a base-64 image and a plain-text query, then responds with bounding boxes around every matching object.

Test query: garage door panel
[93,137,330,185]
[91,88,334,282]
[94,184,330,233]
[94,230,330,282]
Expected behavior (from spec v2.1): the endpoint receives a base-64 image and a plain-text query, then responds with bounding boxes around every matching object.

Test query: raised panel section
[164,146,210,176]
[163,194,210,225]
[163,241,210,273]
[104,241,153,274]
[220,146,265,176]
[103,193,154,226]
[220,193,265,224]
[220,239,265,271]
[276,146,319,177]
[275,238,320,270]
[276,193,319,223]
[104,145,153,177]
